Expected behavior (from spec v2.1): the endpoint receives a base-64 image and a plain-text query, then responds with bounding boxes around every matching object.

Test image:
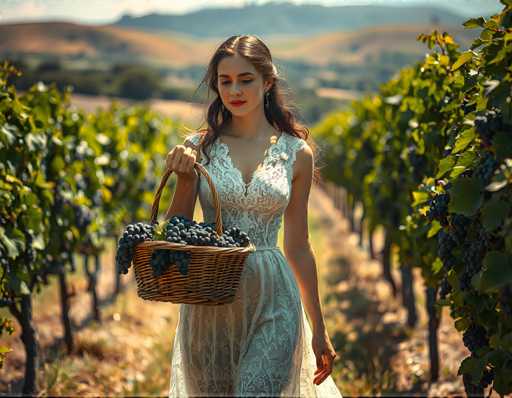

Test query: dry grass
[69,93,206,128]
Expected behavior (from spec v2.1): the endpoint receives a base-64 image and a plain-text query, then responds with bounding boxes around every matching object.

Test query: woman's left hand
[312,330,337,385]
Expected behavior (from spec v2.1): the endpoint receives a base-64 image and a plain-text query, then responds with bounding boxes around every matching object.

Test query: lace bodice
[185,132,307,248]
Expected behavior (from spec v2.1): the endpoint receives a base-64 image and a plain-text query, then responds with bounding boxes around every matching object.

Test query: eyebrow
[218,72,254,78]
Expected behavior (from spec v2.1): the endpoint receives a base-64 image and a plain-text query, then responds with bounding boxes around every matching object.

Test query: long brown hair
[186,34,321,183]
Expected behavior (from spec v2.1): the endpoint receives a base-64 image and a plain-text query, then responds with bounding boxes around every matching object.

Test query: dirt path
[0,184,479,396]
[309,185,476,396]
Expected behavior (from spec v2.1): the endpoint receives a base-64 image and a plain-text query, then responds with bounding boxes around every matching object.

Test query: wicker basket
[132,162,256,305]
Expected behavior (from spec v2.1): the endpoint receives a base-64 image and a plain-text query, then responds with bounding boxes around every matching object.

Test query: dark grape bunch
[427,193,450,226]
[116,222,155,275]
[164,215,250,248]
[151,249,191,277]
[437,229,457,270]
[146,215,252,278]
[473,152,499,185]
[449,214,471,245]
[459,232,487,291]
[462,323,489,353]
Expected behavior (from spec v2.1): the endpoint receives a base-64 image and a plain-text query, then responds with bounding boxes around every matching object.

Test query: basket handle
[150,163,224,236]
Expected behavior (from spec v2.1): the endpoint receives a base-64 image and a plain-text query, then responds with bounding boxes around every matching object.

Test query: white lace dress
[168,132,342,397]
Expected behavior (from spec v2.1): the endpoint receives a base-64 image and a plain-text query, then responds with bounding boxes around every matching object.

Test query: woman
[165,34,342,397]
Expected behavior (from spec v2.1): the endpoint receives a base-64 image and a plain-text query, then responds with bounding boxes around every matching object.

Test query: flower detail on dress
[267,140,289,167]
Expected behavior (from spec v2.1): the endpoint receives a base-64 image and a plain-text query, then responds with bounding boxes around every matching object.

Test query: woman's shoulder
[282,132,309,152]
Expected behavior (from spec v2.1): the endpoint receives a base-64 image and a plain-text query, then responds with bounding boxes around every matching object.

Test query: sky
[0,0,504,24]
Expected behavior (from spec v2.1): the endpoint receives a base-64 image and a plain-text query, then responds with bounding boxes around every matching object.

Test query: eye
[220,80,253,85]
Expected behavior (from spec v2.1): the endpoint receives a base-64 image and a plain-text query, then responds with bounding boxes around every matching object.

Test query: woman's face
[217,53,271,116]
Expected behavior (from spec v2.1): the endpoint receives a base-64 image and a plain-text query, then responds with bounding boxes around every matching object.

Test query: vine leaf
[448,177,484,216]
[458,355,485,380]
[436,155,455,178]
[463,17,485,29]
[452,128,475,154]
[0,227,19,258]
[494,367,512,396]
[452,51,473,71]
[494,131,512,161]
[480,251,512,292]
[482,197,511,232]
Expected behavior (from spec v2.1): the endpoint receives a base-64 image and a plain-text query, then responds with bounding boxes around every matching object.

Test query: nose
[229,82,242,96]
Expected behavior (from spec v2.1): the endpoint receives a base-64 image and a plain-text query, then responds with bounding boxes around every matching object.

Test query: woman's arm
[164,138,200,221]
[283,143,326,334]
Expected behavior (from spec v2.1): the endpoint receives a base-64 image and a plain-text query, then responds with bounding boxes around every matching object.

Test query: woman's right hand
[166,144,198,181]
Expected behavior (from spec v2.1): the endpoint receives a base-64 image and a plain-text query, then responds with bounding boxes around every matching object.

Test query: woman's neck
[223,108,276,140]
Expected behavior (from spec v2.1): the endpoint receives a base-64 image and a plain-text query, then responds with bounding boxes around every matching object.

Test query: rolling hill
[0,22,213,68]
[0,21,477,69]
[114,2,465,38]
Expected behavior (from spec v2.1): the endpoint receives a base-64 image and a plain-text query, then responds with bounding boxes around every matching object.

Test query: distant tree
[116,67,161,100]
[37,59,62,73]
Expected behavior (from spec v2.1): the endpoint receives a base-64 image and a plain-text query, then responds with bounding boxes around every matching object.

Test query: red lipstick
[230,100,246,107]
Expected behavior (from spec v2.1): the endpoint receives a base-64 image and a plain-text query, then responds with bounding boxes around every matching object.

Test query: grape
[150,249,172,277]
[163,216,251,248]
[437,229,457,270]
[450,214,471,245]
[427,193,450,226]
[473,153,499,185]
[145,215,253,278]
[462,324,489,353]
[116,222,155,275]
[150,248,191,277]
[458,231,487,291]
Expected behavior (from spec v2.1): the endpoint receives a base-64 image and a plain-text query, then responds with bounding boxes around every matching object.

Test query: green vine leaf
[480,251,512,292]
[448,177,484,216]
[482,197,511,232]
[452,51,473,71]
[494,131,512,161]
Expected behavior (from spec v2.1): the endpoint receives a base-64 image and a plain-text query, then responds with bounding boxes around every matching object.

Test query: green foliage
[0,60,185,368]
[316,2,512,395]
[115,66,162,100]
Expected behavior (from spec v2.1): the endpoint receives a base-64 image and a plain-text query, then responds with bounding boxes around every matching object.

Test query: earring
[264,91,270,108]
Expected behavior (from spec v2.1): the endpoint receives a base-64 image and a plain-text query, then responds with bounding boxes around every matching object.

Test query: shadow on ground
[323,251,428,396]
